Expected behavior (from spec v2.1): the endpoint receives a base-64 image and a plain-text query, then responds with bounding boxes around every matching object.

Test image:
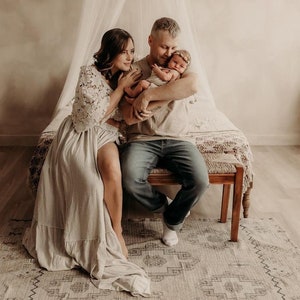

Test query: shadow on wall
[0,74,65,137]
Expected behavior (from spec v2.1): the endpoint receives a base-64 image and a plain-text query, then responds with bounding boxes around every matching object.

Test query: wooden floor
[1,145,300,246]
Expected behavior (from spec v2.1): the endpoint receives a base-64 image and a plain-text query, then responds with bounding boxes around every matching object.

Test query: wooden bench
[27,131,247,242]
[147,153,244,242]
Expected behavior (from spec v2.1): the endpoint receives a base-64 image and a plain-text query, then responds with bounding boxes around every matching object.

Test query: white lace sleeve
[71,65,112,133]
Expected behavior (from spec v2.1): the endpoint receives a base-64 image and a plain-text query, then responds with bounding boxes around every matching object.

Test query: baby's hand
[152,63,163,76]
[152,64,160,70]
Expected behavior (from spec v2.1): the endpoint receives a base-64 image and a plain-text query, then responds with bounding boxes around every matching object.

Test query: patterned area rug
[1,218,300,299]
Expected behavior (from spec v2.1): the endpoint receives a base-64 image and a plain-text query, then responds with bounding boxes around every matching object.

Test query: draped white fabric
[44,0,215,133]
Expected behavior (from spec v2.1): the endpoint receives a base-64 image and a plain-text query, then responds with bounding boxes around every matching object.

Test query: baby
[125,49,191,97]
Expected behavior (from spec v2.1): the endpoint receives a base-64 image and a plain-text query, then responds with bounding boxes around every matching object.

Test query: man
[120,17,209,246]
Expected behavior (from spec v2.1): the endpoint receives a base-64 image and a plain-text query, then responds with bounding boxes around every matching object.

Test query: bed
[27,95,254,218]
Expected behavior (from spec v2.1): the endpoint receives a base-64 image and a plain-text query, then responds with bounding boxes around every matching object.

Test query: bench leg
[230,166,244,242]
[242,182,253,218]
[220,184,230,223]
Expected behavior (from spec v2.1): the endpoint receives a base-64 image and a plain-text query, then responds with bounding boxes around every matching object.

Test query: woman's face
[111,38,135,74]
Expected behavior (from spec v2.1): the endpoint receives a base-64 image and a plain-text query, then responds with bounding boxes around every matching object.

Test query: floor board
[1,145,300,246]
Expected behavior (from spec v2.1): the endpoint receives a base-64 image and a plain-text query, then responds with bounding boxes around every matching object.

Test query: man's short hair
[151,17,180,38]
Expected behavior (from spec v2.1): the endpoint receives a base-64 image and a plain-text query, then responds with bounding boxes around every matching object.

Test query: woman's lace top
[71,65,113,133]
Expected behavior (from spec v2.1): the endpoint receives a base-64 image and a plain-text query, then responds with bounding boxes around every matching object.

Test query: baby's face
[168,54,188,74]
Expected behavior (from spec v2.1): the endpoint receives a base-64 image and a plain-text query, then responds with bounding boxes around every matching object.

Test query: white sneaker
[161,222,178,246]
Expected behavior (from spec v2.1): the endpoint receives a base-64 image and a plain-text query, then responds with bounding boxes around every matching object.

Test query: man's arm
[146,71,198,101]
[121,72,199,125]
[120,98,168,125]
[132,71,199,112]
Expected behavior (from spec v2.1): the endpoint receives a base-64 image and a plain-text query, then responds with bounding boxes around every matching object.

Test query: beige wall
[0,0,83,144]
[191,0,300,145]
[0,0,300,145]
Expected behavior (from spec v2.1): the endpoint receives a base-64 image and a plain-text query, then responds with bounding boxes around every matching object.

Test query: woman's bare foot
[114,227,128,258]
[117,233,128,258]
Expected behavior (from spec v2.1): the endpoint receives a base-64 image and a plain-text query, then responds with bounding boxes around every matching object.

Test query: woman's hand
[118,69,141,90]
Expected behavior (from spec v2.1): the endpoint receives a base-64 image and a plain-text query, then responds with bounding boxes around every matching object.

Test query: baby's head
[168,49,191,74]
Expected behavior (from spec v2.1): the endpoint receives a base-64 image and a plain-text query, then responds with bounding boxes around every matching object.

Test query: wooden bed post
[242,181,253,218]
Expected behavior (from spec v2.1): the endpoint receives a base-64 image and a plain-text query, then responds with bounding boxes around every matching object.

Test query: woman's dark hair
[93,28,134,87]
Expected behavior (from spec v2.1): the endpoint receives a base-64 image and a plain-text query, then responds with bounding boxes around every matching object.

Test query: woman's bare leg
[97,142,128,258]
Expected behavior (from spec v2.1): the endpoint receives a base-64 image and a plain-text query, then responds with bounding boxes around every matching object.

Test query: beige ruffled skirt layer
[22,116,150,297]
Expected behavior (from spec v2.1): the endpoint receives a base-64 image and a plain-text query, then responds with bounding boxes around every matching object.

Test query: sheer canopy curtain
[45,0,215,133]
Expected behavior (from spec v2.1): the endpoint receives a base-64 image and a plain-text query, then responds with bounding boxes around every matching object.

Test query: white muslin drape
[44,0,215,133]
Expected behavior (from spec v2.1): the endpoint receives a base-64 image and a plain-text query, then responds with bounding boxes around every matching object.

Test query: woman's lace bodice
[71,65,115,133]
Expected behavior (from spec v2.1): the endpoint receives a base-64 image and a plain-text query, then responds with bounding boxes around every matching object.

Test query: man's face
[148,30,178,66]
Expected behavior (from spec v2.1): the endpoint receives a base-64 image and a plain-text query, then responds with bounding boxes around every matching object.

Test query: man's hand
[131,94,149,112]
[125,95,151,120]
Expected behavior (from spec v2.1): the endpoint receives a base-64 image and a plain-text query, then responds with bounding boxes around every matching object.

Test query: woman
[22,28,150,296]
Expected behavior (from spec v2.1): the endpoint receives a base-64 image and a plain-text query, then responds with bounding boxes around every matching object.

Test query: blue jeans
[120,140,209,230]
